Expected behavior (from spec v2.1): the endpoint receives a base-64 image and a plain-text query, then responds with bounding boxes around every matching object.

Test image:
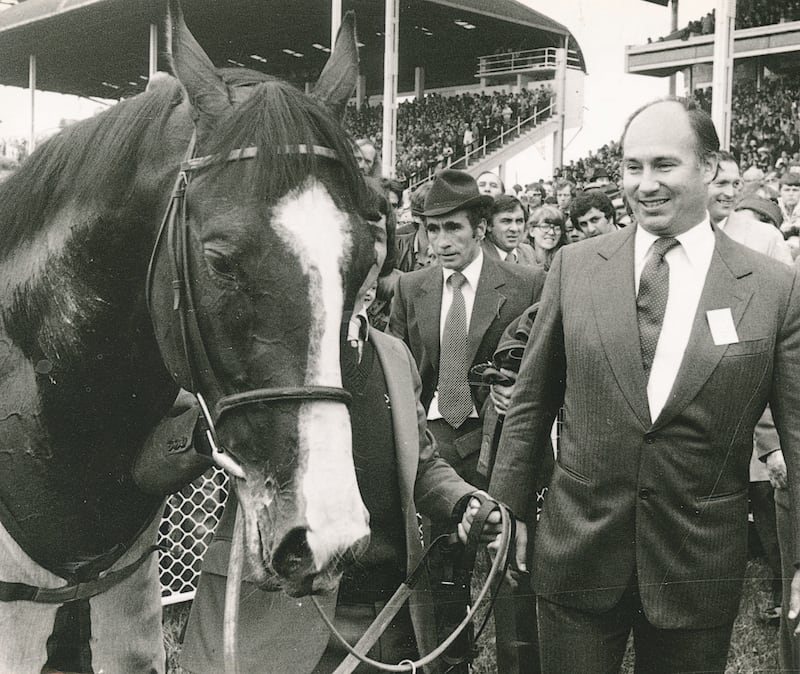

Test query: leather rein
[145,137,352,479]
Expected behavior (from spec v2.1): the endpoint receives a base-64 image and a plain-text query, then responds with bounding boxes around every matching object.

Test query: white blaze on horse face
[270,179,370,568]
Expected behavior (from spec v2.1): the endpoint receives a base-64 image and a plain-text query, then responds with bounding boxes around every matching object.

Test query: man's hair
[621,96,720,163]
[715,149,738,166]
[364,176,397,276]
[570,189,616,226]
[491,194,528,222]
[554,179,576,196]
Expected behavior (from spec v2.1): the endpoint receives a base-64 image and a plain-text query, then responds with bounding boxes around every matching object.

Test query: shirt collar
[443,249,483,289]
[634,215,714,269]
[494,243,513,260]
[347,310,369,343]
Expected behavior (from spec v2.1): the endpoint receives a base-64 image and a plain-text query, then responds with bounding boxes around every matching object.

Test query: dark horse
[0,3,375,671]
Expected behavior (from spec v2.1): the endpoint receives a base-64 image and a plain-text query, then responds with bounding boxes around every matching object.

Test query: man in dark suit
[482,194,539,266]
[489,97,800,672]
[388,169,545,487]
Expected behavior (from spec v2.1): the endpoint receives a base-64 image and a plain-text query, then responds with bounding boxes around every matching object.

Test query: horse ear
[165,0,232,142]
[311,12,359,120]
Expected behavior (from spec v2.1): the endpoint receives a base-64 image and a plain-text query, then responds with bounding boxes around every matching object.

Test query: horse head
[148,1,374,596]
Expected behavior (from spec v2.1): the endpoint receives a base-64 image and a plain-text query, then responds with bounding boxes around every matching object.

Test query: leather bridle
[145,137,352,479]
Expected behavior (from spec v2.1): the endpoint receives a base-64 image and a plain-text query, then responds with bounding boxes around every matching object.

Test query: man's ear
[703,153,719,186]
[476,219,488,240]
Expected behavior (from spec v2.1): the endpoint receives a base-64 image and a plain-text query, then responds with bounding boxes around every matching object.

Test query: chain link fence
[158,468,229,605]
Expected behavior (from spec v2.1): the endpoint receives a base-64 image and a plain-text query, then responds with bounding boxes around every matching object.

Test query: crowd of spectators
[544,75,800,200]
[343,86,553,183]
[652,0,800,43]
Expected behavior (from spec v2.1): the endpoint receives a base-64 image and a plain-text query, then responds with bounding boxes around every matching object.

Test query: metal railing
[477,48,582,77]
[406,99,555,191]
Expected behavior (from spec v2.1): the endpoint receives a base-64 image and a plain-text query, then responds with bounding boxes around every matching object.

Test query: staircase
[460,117,560,178]
[406,104,560,189]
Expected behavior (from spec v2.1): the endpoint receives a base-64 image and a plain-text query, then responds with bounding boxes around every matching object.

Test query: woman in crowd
[527,204,568,271]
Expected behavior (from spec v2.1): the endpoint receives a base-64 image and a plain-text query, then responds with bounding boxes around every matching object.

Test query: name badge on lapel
[706,308,739,346]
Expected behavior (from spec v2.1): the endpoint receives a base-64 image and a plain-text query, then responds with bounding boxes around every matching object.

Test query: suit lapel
[370,331,416,511]
[415,268,443,371]
[592,226,652,430]
[652,233,753,430]
[468,256,506,364]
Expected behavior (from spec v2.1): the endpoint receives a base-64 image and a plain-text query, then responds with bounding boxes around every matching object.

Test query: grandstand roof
[0,0,586,99]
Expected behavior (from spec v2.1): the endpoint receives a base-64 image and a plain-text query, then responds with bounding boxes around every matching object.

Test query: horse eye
[205,251,237,281]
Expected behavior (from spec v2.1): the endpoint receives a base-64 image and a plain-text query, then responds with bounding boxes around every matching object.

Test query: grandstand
[545,0,800,201]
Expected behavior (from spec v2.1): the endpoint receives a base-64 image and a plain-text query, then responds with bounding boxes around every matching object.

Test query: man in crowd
[477,170,505,197]
[396,182,433,272]
[779,171,800,252]
[706,150,742,228]
[554,178,576,215]
[489,97,800,672]
[569,189,618,238]
[482,194,538,264]
[389,169,545,487]
[389,169,544,672]
[353,137,380,178]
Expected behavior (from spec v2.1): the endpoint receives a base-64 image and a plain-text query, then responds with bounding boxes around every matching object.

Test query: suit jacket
[481,238,539,266]
[721,218,793,265]
[489,224,800,630]
[181,329,474,674]
[388,253,545,415]
[396,231,422,272]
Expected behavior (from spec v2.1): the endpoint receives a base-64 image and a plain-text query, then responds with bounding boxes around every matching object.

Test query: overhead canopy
[0,0,586,99]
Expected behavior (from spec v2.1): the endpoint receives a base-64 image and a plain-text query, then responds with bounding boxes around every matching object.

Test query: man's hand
[489,369,517,416]
[788,568,800,634]
[457,492,503,546]
[766,450,788,489]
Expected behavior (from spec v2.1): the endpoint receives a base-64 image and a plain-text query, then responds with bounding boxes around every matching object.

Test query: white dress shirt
[634,219,714,421]
[428,251,483,421]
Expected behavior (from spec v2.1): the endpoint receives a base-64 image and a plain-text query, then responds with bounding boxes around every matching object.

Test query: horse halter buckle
[147,137,351,480]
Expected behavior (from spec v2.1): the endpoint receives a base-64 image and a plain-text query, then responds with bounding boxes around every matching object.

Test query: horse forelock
[200,78,371,216]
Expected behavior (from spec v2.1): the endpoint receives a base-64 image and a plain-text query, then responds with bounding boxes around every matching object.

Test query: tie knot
[652,237,679,260]
[449,271,466,290]
[506,250,517,263]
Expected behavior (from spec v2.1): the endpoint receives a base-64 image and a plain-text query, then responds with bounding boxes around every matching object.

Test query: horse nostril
[273,528,312,579]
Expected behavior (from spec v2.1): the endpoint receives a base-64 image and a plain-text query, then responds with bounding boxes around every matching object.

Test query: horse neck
[1,109,195,470]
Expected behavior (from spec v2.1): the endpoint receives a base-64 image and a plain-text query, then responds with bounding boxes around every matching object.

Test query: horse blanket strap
[0,544,164,604]
[329,493,504,674]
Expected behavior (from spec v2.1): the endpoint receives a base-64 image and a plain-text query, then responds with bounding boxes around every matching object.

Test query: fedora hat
[423,169,494,216]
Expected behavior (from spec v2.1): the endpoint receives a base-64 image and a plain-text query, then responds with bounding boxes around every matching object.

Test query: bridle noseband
[146,138,351,479]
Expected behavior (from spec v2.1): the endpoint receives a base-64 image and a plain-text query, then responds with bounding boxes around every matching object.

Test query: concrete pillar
[711,0,736,149]
[414,66,425,101]
[381,0,400,178]
[149,23,158,76]
[28,54,36,154]
[356,75,366,107]
[552,38,567,171]
[669,0,679,95]
[331,0,342,48]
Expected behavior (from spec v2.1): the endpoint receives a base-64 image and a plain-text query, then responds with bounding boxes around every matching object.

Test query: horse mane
[201,71,372,217]
[0,78,184,258]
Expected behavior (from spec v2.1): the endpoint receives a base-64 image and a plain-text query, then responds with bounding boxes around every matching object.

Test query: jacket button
[645,436,655,445]
[639,488,650,500]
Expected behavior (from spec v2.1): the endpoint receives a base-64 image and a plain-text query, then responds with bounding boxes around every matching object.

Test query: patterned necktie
[505,250,518,263]
[438,272,472,427]
[637,237,679,377]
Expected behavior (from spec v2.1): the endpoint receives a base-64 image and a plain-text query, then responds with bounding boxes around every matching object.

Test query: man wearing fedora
[389,168,544,673]
[389,169,545,487]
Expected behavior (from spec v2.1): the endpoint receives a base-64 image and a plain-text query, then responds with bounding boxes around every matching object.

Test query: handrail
[477,47,582,77]
[406,99,555,191]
